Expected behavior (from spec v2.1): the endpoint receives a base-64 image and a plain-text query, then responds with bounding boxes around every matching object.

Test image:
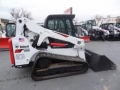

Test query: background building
[95,15,120,26]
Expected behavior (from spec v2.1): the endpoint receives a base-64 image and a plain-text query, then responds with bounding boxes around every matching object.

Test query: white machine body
[10,18,86,66]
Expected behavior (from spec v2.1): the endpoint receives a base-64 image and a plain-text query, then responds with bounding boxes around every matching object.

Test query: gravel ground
[0,41,120,90]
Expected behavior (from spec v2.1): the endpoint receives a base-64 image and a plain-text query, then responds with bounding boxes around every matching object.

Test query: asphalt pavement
[0,41,120,90]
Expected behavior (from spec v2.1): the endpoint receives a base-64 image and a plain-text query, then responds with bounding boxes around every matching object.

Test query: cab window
[58,19,66,33]
[48,19,56,30]
[47,18,74,36]
[66,19,72,35]
[48,19,66,33]
[6,24,16,37]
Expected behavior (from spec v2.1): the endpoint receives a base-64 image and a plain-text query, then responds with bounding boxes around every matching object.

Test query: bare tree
[9,8,33,20]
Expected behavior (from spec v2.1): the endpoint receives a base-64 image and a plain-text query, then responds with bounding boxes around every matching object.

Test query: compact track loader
[100,23,120,41]
[85,20,110,41]
[7,14,116,81]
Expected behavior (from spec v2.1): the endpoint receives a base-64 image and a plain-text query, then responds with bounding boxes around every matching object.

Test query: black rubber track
[31,52,89,81]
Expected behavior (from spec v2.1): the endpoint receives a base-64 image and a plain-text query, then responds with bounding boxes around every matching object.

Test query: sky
[0,0,120,23]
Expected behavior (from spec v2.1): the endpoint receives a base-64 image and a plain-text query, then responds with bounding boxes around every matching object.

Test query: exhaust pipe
[85,49,116,72]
